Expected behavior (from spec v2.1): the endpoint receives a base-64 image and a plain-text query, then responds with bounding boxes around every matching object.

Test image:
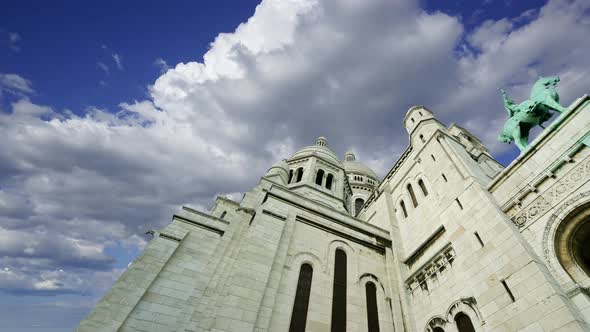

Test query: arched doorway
[554,202,590,285]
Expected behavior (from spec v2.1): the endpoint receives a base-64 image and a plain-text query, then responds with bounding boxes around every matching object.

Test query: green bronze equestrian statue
[498,76,567,151]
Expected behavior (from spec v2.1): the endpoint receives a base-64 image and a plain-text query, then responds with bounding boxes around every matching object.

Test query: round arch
[445,298,484,331]
[326,239,358,276]
[543,191,590,289]
[424,316,448,332]
[286,251,323,271]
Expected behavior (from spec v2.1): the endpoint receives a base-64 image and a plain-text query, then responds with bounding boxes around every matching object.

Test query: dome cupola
[289,136,342,168]
[265,159,289,185]
[342,151,379,216]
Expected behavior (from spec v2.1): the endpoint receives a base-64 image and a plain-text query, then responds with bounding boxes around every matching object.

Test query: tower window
[407,184,418,207]
[400,200,408,218]
[411,118,415,123]
[331,249,347,332]
[220,211,227,219]
[455,312,476,332]
[326,174,334,190]
[419,134,425,143]
[288,169,294,183]
[431,154,436,162]
[442,173,447,182]
[455,198,463,210]
[355,198,364,216]
[418,179,428,197]
[296,168,304,183]
[289,264,314,332]
[474,232,484,247]
[365,282,380,332]
[501,279,515,303]
[315,169,324,185]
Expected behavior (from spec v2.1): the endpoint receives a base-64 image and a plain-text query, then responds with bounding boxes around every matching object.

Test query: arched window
[326,174,334,190]
[418,179,428,196]
[331,249,347,332]
[220,211,227,219]
[288,169,294,183]
[419,134,425,143]
[400,200,408,218]
[289,264,314,332]
[365,282,380,332]
[355,198,364,216]
[296,168,304,183]
[315,169,324,185]
[454,313,476,332]
[407,184,418,207]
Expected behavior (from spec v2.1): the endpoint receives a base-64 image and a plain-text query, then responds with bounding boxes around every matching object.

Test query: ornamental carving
[511,158,590,227]
[541,190,590,285]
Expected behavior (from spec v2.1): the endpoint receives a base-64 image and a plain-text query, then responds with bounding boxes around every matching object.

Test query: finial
[315,136,328,147]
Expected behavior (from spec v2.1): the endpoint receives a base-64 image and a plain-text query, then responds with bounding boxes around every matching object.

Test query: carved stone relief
[511,157,590,227]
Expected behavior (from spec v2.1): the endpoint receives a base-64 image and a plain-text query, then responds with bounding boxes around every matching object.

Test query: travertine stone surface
[80,96,590,332]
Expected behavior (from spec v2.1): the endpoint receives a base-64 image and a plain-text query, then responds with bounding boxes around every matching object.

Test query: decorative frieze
[406,245,456,296]
[510,157,590,227]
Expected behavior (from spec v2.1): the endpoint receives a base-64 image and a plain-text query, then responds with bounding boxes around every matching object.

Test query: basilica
[79,95,590,331]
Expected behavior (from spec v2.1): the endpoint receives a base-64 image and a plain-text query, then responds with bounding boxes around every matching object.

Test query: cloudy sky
[1,0,589,330]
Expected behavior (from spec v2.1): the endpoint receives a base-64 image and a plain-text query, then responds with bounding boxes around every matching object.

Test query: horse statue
[498,76,567,151]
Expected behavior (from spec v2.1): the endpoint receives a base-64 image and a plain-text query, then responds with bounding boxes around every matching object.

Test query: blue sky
[1,0,589,330]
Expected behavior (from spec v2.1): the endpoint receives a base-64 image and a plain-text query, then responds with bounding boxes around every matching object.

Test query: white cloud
[7,32,20,52]
[0,73,34,96]
[154,57,170,73]
[96,62,109,75]
[112,53,123,70]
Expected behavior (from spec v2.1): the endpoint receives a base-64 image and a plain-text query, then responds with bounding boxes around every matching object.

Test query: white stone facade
[79,96,590,332]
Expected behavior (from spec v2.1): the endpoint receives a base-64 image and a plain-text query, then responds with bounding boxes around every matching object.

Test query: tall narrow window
[296,168,304,182]
[365,282,380,332]
[220,211,227,219]
[419,134,425,143]
[400,200,408,218]
[455,313,476,332]
[288,169,294,183]
[442,173,447,182]
[418,179,428,196]
[326,174,334,190]
[355,198,364,216]
[289,264,314,332]
[431,154,436,162]
[501,279,515,302]
[407,184,418,207]
[455,198,463,210]
[474,232,484,247]
[315,169,324,185]
[331,249,347,332]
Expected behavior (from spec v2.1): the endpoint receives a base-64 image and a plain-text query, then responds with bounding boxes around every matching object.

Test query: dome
[289,136,342,167]
[343,152,378,179]
[268,159,289,172]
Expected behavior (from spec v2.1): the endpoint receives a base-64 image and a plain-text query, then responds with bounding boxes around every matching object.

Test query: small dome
[290,137,342,166]
[344,151,356,162]
[343,153,378,180]
[268,159,289,172]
